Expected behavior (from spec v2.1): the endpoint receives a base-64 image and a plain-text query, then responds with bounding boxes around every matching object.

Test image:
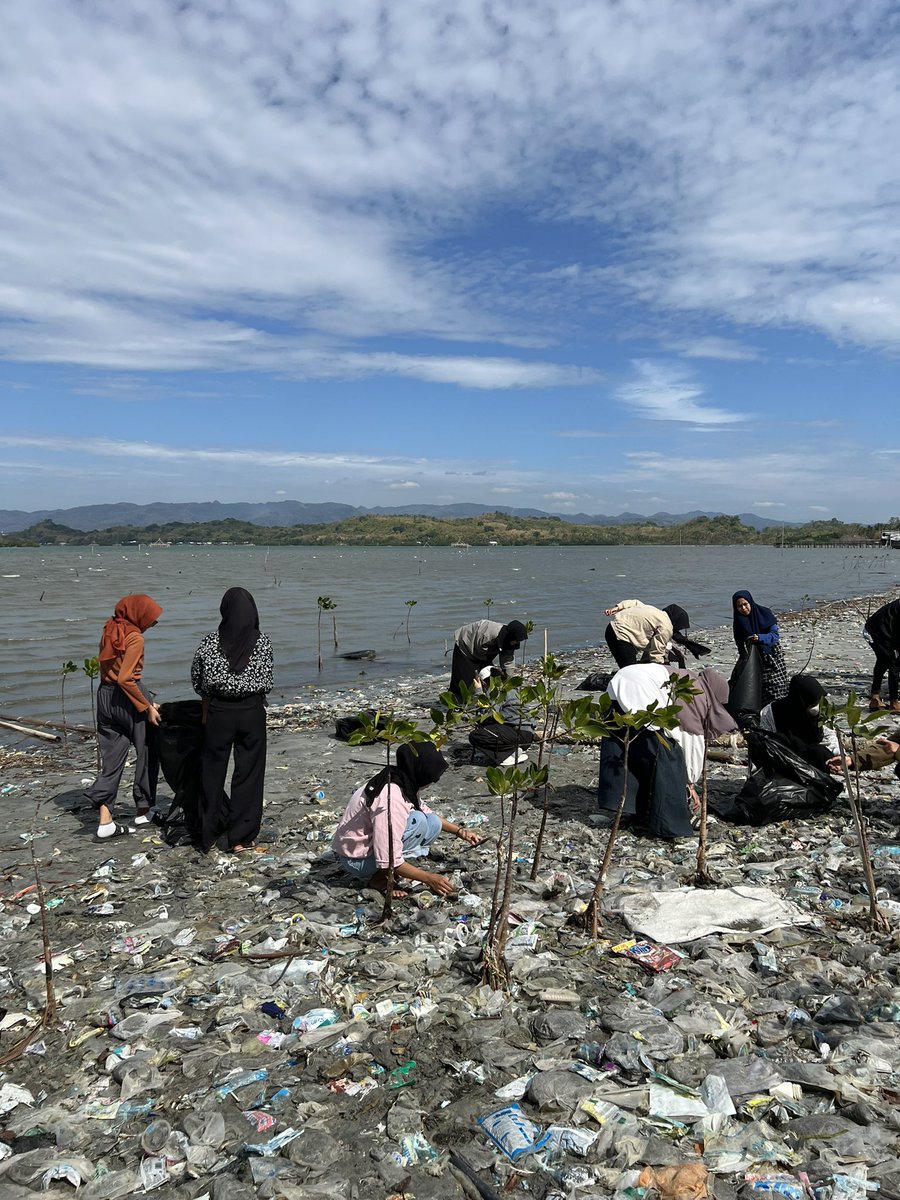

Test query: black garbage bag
[157,700,206,845]
[577,671,613,692]
[711,728,842,825]
[334,709,391,742]
[727,643,763,728]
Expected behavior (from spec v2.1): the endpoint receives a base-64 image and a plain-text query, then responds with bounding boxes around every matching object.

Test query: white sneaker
[499,751,530,767]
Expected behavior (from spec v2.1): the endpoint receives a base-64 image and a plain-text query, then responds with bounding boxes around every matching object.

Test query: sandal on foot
[134,808,157,826]
[94,823,134,842]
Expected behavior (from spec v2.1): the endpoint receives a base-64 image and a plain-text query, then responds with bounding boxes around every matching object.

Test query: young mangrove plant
[347,712,435,924]
[316,596,337,671]
[59,660,77,753]
[83,655,100,770]
[404,599,417,645]
[481,757,549,990]
[822,691,893,932]
[563,676,691,939]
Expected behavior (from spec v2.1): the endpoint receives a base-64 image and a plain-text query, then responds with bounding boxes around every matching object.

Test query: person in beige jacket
[604,600,699,668]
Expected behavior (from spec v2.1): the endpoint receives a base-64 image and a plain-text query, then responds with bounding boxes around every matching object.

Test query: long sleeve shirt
[191,632,274,699]
[332,784,433,869]
[454,620,514,673]
[101,630,149,712]
[609,600,673,664]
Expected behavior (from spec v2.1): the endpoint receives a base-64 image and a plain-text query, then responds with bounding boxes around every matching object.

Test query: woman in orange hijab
[84,594,162,839]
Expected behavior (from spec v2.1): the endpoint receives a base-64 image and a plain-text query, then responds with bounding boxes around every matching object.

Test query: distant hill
[0,499,802,534]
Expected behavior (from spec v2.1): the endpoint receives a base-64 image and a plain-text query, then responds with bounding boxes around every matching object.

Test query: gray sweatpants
[84,682,158,813]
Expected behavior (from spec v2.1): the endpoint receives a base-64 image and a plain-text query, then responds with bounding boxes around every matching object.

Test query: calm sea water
[0,543,897,729]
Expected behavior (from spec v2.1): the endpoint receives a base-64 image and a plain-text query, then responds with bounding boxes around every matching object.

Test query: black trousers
[597,727,692,839]
[449,645,483,698]
[869,641,900,703]
[605,624,639,668]
[200,695,267,851]
[84,682,158,813]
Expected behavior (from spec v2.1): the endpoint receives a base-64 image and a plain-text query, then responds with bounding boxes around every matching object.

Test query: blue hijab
[732,590,777,649]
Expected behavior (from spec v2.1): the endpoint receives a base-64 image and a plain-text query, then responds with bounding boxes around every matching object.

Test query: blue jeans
[338,810,442,880]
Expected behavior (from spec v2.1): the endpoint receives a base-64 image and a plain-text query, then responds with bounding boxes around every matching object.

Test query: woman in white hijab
[597,664,692,839]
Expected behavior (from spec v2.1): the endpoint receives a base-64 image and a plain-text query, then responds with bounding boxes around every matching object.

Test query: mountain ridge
[0,500,802,534]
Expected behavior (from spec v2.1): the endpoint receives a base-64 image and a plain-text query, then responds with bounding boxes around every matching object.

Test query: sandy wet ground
[0,592,897,1198]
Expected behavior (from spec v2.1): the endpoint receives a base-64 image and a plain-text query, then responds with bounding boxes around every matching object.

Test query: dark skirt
[597,727,692,839]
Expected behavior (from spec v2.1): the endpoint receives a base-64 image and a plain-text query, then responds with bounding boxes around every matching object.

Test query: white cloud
[544,492,577,501]
[388,480,420,489]
[672,337,761,362]
[616,361,748,426]
[0,0,896,387]
[752,501,786,508]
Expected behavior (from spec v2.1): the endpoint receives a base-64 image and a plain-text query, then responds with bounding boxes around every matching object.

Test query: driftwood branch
[0,713,93,736]
[0,719,58,742]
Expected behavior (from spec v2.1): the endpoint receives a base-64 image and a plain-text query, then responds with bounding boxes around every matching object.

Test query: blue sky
[1,0,899,521]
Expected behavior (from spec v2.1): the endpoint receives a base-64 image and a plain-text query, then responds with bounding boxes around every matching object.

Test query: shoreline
[0,589,897,1194]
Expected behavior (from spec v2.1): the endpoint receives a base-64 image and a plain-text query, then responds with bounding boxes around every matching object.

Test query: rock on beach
[0,593,898,1198]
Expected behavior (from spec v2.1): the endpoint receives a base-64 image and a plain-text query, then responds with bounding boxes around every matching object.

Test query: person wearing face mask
[449,618,528,698]
[758,674,841,772]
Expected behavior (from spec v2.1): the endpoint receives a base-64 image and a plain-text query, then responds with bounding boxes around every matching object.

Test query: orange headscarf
[98,594,163,667]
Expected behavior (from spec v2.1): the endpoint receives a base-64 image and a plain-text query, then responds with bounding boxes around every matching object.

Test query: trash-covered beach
[0,593,898,1200]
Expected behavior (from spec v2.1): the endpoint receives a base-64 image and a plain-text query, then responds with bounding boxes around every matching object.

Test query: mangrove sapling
[483,597,493,620]
[482,758,549,990]
[823,693,892,933]
[83,655,100,771]
[0,799,56,1066]
[570,688,685,939]
[521,653,566,879]
[404,599,417,645]
[59,660,77,753]
[347,712,435,924]
[316,596,336,671]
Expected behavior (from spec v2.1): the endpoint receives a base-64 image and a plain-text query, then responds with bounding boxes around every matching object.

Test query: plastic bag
[727,644,762,727]
[713,729,842,825]
[157,700,206,845]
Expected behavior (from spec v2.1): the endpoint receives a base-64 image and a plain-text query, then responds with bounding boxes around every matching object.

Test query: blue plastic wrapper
[477,1103,550,1161]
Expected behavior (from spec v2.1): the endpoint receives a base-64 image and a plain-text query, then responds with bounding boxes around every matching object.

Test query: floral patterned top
[191,632,274,699]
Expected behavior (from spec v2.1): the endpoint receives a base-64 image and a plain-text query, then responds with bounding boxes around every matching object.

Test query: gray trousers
[84,682,158,813]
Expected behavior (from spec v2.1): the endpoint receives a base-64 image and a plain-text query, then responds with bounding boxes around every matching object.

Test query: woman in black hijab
[758,674,840,771]
[332,742,481,897]
[191,588,274,853]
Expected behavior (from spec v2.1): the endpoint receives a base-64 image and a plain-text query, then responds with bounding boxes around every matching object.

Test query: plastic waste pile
[0,640,898,1198]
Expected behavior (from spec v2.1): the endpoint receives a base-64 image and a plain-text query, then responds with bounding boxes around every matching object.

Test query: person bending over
[449,618,528,697]
[604,600,705,669]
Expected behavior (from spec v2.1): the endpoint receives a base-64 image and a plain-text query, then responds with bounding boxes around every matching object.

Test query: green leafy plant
[822,690,893,932]
[347,713,435,923]
[59,660,77,752]
[83,656,100,770]
[404,599,417,645]
[316,596,336,671]
[562,675,692,939]
[482,758,549,989]
[483,597,493,619]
